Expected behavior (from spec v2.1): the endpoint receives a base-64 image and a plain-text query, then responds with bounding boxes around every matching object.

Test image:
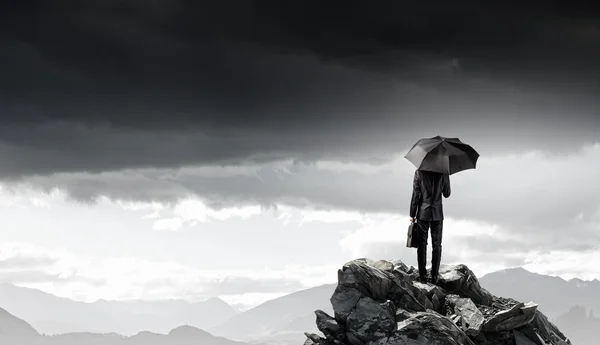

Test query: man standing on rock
[409,169,451,284]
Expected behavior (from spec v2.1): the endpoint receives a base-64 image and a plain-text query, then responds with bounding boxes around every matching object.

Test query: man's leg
[430,220,443,283]
[416,219,429,280]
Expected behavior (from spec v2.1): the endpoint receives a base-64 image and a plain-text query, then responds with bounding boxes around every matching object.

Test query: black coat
[409,170,451,221]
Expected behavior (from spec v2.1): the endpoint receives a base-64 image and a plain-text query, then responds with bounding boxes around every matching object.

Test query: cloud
[13,142,600,241]
[0,243,58,269]
[0,242,335,304]
[152,217,183,232]
[148,199,264,231]
[338,212,600,279]
[1,1,599,177]
[523,249,600,281]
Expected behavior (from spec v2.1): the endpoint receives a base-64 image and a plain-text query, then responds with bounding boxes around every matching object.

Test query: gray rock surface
[445,294,485,336]
[437,264,493,306]
[482,301,537,332]
[345,297,396,345]
[306,259,572,345]
[514,330,537,345]
[316,310,345,341]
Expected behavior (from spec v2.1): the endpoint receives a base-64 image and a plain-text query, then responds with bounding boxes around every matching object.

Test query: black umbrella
[404,136,479,175]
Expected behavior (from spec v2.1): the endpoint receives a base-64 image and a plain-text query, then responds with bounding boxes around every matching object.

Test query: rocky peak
[304,259,571,345]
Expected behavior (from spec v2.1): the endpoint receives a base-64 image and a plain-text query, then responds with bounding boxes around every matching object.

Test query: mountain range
[478,267,600,320]
[0,306,250,345]
[551,305,599,345]
[210,283,336,344]
[2,266,599,344]
[0,283,237,336]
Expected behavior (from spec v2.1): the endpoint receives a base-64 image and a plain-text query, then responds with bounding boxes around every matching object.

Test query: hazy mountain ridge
[479,267,600,320]
[0,283,237,336]
[0,306,249,345]
[0,307,40,338]
[553,305,598,345]
[211,283,336,342]
[2,266,599,345]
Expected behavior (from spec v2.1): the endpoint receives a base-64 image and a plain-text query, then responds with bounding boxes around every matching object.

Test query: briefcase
[406,221,419,248]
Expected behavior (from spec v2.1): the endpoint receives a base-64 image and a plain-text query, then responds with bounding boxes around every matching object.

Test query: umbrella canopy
[404,136,479,175]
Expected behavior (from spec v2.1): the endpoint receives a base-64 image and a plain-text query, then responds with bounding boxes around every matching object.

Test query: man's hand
[409,217,415,223]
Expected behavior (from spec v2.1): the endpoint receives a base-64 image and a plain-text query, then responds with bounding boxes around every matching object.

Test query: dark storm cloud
[1,0,600,177]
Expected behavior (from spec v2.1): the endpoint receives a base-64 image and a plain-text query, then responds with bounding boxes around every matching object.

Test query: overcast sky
[1,1,599,307]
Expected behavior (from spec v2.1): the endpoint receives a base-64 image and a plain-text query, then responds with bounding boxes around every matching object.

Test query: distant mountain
[553,305,598,345]
[230,303,253,313]
[212,266,600,345]
[0,307,39,339]
[210,284,336,342]
[0,283,237,336]
[479,267,600,320]
[0,306,249,345]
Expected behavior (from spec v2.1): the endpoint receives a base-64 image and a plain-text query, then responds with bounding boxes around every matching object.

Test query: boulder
[437,264,493,306]
[316,310,345,340]
[309,259,571,345]
[445,294,485,336]
[395,309,411,322]
[482,301,537,332]
[390,312,475,345]
[338,259,394,301]
[413,281,447,314]
[517,324,547,345]
[391,273,433,311]
[529,310,572,345]
[305,332,326,345]
[514,330,537,345]
[331,285,363,322]
[345,297,396,345]
[335,259,427,314]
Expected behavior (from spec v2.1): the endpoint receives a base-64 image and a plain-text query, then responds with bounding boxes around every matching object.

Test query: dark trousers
[416,219,443,279]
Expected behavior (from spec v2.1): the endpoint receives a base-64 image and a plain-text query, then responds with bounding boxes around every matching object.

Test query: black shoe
[430,275,439,284]
[416,276,428,283]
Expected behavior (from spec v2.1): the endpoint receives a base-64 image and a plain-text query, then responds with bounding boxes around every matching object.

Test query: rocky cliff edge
[304,259,571,345]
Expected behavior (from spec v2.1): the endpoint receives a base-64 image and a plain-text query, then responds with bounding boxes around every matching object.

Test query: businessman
[409,169,451,284]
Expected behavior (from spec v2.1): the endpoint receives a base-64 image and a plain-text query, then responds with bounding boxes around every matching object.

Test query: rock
[370,259,395,273]
[304,332,325,345]
[388,273,430,312]
[438,264,493,306]
[395,309,411,322]
[413,281,446,300]
[311,259,571,345]
[331,285,362,322]
[391,312,475,345]
[445,294,485,336]
[482,301,537,332]
[316,310,344,340]
[389,259,409,273]
[304,337,317,345]
[413,281,447,314]
[345,297,396,345]
[514,330,537,345]
[529,310,572,345]
[339,260,394,301]
[337,259,427,314]
[517,324,547,345]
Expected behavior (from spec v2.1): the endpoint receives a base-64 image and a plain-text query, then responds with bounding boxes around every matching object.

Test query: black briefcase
[406,220,419,248]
